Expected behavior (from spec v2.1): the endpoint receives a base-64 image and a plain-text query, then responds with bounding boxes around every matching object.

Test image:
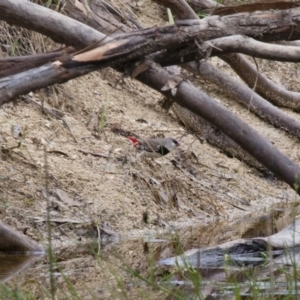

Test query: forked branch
[2,0,300,195]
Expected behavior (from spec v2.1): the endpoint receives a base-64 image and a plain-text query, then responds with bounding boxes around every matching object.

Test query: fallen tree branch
[2,1,300,50]
[0,221,43,252]
[148,38,300,112]
[0,48,74,78]
[185,0,300,111]
[2,0,300,195]
[151,0,300,164]
[208,35,300,63]
[221,53,300,111]
[183,60,300,139]
[172,103,265,170]
[137,61,300,193]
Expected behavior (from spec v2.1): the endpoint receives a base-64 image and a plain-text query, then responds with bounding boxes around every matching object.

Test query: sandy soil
[1,0,300,298]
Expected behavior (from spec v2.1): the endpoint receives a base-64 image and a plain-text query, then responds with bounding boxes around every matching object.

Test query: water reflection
[3,207,300,299]
[159,217,300,299]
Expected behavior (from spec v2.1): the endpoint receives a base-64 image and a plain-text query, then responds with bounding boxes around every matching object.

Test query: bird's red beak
[128,136,139,145]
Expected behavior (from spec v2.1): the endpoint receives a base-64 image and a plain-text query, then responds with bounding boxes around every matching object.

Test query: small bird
[128,136,180,158]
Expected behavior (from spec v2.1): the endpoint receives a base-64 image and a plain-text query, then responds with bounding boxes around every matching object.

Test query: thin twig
[249,56,259,111]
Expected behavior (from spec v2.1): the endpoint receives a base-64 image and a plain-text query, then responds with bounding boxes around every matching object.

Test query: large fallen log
[0,221,43,253]
[2,0,300,196]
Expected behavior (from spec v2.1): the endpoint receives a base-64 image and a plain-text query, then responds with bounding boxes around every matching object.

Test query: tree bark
[185,0,300,110]
[184,61,300,139]
[2,0,300,49]
[0,221,43,252]
[209,35,300,63]
[2,0,300,195]
[222,53,300,110]
[0,48,73,78]
[137,62,300,191]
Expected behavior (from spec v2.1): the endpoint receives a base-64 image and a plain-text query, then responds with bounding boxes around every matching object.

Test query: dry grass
[1,0,300,298]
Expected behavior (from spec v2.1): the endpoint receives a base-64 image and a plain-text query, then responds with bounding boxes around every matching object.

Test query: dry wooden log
[137,61,300,192]
[0,253,40,283]
[64,0,130,34]
[184,61,300,139]
[186,0,300,111]
[0,48,74,78]
[2,1,300,50]
[2,0,300,195]
[222,53,300,111]
[151,0,300,170]
[172,103,265,170]
[208,35,300,63]
[0,221,43,253]
[151,35,300,66]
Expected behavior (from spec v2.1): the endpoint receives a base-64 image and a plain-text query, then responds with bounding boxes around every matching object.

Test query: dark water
[1,207,299,299]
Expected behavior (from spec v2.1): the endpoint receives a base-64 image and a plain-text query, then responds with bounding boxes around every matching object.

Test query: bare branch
[137,61,300,193]
[152,0,198,19]
[184,61,300,137]
[165,0,300,111]
[2,0,300,195]
[208,35,300,63]
[2,0,300,51]
[64,0,130,34]
[0,0,109,48]
[152,0,300,113]
[222,53,300,111]
[0,48,74,78]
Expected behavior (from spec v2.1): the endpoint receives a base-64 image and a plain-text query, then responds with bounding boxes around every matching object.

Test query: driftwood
[2,0,300,195]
